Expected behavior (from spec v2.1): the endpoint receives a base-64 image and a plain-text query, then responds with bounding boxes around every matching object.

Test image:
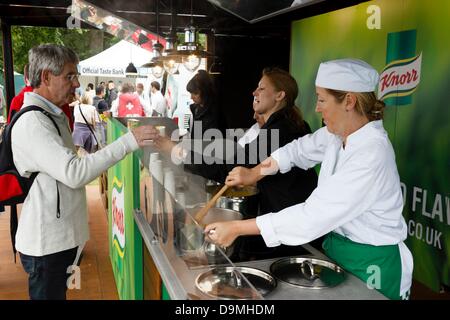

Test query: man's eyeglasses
[66,73,81,82]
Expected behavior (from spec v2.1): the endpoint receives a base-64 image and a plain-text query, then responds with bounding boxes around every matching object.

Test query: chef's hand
[205,221,240,248]
[225,166,258,187]
[225,157,279,187]
[131,125,160,147]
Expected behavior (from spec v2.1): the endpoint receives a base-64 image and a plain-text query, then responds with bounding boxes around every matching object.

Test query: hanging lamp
[140,0,165,78]
[177,0,210,72]
[160,0,181,75]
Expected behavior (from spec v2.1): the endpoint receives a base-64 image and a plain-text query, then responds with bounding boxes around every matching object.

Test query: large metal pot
[182,206,243,260]
[206,182,259,218]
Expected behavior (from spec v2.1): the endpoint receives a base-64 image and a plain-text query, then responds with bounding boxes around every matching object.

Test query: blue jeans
[19,247,78,300]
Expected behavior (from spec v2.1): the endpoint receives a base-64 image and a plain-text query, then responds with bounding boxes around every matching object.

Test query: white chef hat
[315,59,379,92]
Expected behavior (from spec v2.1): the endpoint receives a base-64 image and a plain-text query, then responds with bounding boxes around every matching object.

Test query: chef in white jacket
[205,59,413,300]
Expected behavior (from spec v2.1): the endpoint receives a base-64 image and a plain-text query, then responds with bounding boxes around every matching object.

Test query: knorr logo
[112,177,125,258]
[378,53,422,100]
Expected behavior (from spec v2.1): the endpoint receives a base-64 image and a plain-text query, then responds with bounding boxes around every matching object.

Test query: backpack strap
[8,105,62,262]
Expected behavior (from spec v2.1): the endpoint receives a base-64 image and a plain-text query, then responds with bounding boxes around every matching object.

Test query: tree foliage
[1,26,120,74]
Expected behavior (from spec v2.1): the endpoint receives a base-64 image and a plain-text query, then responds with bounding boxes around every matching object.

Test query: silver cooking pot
[182,206,243,260]
[206,182,259,218]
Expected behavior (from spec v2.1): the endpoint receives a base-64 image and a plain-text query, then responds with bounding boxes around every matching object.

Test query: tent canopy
[78,40,152,78]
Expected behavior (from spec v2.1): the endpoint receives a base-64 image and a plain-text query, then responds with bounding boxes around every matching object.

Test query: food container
[195,266,276,300]
[178,206,243,260]
[269,257,346,289]
[205,182,259,218]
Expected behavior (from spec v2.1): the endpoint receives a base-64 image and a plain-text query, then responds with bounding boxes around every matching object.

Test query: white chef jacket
[257,120,413,294]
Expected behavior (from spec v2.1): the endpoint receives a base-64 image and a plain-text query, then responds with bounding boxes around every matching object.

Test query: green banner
[107,118,143,300]
[291,0,450,292]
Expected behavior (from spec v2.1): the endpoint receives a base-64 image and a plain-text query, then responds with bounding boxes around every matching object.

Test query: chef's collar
[344,120,383,149]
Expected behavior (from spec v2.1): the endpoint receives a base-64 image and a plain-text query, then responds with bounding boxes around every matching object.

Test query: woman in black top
[186,70,223,136]
[185,68,319,259]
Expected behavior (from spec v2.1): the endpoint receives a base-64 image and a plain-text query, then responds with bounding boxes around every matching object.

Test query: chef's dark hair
[326,89,385,121]
[262,67,305,131]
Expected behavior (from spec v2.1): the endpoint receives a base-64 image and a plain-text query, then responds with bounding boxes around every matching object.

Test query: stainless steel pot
[182,206,243,260]
[206,182,259,218]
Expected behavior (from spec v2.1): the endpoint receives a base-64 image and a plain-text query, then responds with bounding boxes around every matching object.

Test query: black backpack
[0,105,61,261]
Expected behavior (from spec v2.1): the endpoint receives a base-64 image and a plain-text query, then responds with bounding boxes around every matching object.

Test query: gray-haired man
[11,44,159,300]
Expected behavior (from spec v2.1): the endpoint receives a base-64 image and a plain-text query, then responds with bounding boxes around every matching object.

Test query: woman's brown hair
[262,67,305,130]
[326,89,385,121]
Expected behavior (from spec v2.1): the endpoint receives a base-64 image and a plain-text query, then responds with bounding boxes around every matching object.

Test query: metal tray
[270,257,346,289]
[195,266,277,300]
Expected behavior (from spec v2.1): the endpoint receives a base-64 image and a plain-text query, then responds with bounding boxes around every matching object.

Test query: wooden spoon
[194,184,229,225]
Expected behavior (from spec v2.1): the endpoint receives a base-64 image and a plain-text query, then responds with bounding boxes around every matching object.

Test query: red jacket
[7,86,33,123]
[7,86,74,131]
[117,93,144,117]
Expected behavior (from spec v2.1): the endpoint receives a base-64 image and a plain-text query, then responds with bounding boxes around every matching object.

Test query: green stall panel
[107,118,143,300]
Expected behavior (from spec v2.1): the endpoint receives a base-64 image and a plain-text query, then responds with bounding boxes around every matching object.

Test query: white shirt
[12,92,139,256]
[257,120,413,294]
[237,123,260,147]
[151,90,167,117]
[137,91,152,116]
[74,103,100,125]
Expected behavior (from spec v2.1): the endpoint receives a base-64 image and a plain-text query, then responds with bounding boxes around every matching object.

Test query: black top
[187,107,318,214]
[253,108,318,214]
[185,107,320,259]
[189,102,223,137]
[93,96,109,114]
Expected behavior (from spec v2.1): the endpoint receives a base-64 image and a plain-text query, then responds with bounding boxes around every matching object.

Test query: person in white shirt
[72,92,101,154]
[11,44,158,300]
[135,82,152,116]
[150,81,167,117]
[205,59,413,300]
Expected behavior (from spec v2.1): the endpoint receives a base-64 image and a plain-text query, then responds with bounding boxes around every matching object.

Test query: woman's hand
[205,218,260,247]
[225,166,258,187]
[154,135,176,155]
[225,157,279,187]
[205,221,240,248]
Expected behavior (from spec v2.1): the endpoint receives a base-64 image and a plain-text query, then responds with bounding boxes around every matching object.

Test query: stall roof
[1,0,369,36]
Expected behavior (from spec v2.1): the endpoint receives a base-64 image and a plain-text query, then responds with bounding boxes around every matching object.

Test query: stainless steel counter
[135,209,386,300]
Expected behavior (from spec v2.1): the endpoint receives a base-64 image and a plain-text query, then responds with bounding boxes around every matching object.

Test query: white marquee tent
[78,40,153,91]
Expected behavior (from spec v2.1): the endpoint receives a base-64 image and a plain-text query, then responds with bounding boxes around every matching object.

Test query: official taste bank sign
[80,66,125,77]
[112,177,126,258]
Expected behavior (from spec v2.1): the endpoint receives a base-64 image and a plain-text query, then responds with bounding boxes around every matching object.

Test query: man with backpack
[4,44,159,300]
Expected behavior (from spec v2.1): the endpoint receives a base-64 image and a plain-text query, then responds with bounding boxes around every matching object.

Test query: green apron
[323,232,402,300]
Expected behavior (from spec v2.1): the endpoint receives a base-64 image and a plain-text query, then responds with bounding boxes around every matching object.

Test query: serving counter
[107,117,386,300]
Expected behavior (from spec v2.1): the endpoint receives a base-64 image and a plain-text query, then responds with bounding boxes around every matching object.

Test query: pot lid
[270,257,346,289]
[195,266,276,299]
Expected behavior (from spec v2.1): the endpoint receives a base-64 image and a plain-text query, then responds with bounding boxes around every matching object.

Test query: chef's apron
[323,232,402,300]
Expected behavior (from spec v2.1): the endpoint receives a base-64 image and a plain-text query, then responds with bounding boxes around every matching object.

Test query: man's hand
[131,125,160,147]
